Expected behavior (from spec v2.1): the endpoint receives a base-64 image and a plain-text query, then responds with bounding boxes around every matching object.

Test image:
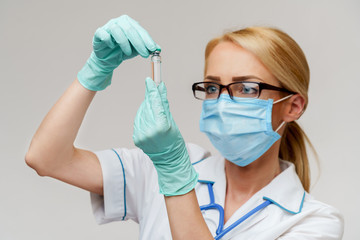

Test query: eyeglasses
[192,81,296,100]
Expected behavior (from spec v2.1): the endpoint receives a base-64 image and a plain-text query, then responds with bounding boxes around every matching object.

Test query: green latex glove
[78,15,160,91]
[133,77,198,196]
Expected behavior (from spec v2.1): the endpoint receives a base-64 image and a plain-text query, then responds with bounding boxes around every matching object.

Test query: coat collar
[261,160,305,214]
[194,156,305,215]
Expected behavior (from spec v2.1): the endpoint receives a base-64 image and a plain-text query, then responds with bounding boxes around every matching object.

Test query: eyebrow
[204,75,264,82]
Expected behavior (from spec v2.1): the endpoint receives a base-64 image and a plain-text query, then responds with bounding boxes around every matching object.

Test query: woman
[26,15,344,239]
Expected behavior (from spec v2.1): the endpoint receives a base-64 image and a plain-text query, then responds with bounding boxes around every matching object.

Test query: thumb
[93,27,116,50]
[157,81,171,115]
[157,81,167,102]
[145,77,158,100]
[145,77,166,120]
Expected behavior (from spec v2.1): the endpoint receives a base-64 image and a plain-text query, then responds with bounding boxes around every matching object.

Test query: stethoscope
[199,181,272,240]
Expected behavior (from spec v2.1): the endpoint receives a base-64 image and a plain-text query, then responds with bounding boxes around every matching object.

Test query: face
[205,41,287,131]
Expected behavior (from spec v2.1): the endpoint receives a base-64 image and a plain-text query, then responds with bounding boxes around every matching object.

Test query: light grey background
[1,0,359,239]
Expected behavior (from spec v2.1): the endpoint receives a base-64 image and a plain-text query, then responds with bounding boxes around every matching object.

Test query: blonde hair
[204,27,316,192]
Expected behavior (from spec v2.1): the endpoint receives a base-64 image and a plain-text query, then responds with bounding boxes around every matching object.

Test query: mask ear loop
[275,121,286,132]
[273,94,293,133]
[273,94,293,104]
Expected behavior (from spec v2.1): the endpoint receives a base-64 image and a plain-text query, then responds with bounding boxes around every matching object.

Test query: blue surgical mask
[199,94,291,167]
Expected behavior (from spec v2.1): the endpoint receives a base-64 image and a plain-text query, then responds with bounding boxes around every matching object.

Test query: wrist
[156,162,199,196]
[77,61,113,91]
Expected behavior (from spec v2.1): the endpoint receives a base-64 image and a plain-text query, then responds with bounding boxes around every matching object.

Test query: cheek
[271,104,284,130]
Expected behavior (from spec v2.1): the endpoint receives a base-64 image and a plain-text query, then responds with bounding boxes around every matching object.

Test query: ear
[283,94,306,122]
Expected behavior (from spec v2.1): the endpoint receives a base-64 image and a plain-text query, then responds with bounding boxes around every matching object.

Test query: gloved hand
[78,15,160,91]
[133,78,198,196]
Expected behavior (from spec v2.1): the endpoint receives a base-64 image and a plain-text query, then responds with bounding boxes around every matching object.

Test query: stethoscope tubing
[214,200,271,240]
[199,182,272,240]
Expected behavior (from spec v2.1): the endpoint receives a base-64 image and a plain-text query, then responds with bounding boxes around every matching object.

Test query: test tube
[151,50,162,85]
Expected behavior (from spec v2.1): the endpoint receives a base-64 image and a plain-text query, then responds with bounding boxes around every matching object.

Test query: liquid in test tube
[151,50,162,85]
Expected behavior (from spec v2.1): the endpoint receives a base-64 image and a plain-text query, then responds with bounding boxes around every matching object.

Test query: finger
[118,16,149,58]
[126,27,149,58]
[102,18,116,31]
[109,23,133,56]
[155,43,161,52]
[128,17,157,52]
[93,27,116,49]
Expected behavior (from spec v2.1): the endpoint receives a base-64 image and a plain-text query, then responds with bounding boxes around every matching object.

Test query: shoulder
[262,160,344,239]
[190,147,225,183]
[303,193,344,226]
[186,142,211,164]
[95,143,210,164]
[94,147,147,162]
[94,143,212,176]
[282,193,344,239]
[94,147,156,177]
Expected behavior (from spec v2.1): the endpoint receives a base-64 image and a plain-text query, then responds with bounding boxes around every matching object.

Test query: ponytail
[279,121,317,192]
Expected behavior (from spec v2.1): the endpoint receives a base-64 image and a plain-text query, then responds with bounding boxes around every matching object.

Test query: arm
[165,190,213,240]
[25,15,159,195]
[133,79,213,239]
[25,79,103,195]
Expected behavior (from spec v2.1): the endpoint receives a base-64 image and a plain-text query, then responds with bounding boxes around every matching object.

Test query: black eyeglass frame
[192,81,297,100]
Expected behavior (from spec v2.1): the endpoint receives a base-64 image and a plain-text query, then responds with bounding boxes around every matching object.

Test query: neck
[225,143,281,203]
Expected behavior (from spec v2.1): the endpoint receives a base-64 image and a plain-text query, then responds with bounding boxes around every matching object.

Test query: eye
[231,82,259,98]
[204,84,219,95]
[242,85,257,94]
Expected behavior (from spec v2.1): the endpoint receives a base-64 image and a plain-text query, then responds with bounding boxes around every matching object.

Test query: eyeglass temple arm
[260,83,296,94]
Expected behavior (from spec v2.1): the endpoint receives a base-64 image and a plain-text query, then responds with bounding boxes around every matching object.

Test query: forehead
[206,41,279,86]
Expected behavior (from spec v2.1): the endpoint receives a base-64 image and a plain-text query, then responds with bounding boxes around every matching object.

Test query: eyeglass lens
[194,82,260,100]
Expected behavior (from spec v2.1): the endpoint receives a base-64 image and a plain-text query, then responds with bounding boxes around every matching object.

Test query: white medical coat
[90,143,344,240]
